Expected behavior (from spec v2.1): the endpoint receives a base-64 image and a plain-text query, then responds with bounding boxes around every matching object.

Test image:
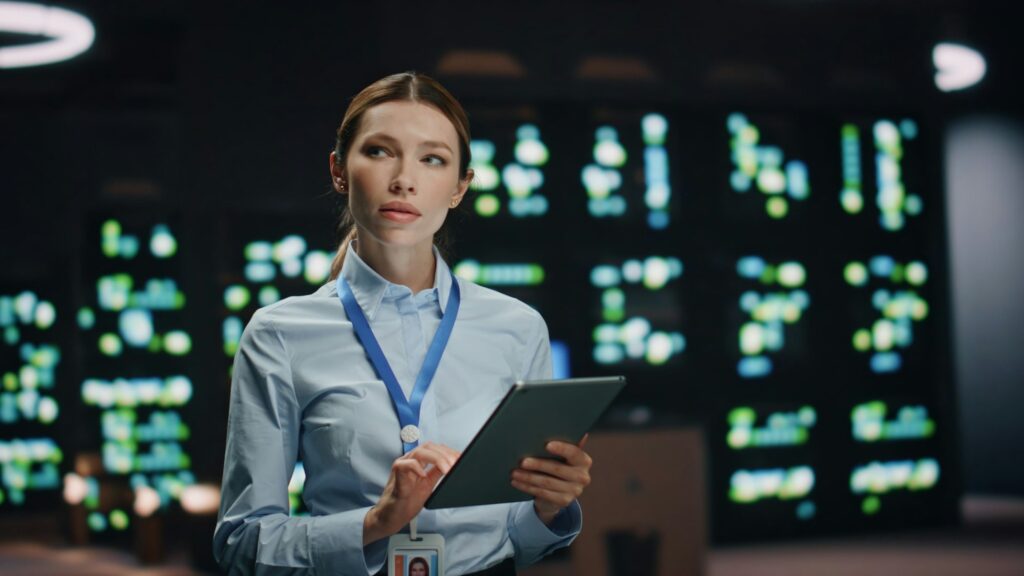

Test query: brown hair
[408,557,430,575]
[329,71,472,280]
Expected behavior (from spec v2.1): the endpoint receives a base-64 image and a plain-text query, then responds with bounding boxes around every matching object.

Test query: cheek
[346,162,376,193]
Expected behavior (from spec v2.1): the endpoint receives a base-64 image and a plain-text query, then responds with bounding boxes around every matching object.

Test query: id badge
[387,532,445,576]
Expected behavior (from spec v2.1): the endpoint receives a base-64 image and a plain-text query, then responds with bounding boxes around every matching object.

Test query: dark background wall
[2,0,1021,497]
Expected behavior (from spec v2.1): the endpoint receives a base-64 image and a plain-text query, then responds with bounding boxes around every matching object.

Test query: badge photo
[387,533,445,576]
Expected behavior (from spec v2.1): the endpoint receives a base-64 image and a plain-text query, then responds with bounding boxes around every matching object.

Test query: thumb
[578,433,589,449]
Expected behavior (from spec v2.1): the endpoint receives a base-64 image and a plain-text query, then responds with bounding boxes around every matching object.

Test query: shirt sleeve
[213,310,386,575]
[505,311,583,566]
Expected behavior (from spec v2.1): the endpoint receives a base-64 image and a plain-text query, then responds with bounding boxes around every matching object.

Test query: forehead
[356,101,458,146]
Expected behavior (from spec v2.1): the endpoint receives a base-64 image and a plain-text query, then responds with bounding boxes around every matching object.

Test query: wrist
[363,506,391,546]
[533,501,561,525]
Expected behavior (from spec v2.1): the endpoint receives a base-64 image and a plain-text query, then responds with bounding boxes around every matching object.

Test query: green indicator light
[905,262,928,285]
[766,197,788,219]
[101,220,121,258]
[109,509,129,530]
[77,307,95,329]
[862,496,881,515]
[594,138,627,168]
[844,262,868,286]
[99,333,123,357]
[245,241,272,262]
[777,262,806,288]
[258,286,280,307]
[38,397,59,424]
[527,265,545,284]
[891,264,905,283]
[164,331,192,356]
[475,194,500,217]
[469,165,499,191]
[34,301,56,330]
[728,406,756,426]
[799,406,816,425]
[727,428,750,449]
[602,288,625,310]
[739,125,759,145]
[923,421,936,437]
[224,285,251,311]
[453,260,480,282]
[841,189,863,214]
[603,308,624,323]
[912,299,929,320]
[905,194,923,215]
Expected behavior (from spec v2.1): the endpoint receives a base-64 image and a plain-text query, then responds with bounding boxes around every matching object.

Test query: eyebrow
[362,133,454,153]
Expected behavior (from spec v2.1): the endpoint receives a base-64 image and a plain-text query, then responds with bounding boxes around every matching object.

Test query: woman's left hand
[510,434,593,525]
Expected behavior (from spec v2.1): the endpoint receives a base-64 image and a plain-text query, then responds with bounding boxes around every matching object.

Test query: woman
[409,556,430,576]
[214,72,593,576]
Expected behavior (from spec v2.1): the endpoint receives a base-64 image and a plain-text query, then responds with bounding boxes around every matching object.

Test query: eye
[365,145,389,158]
[423,155,447,167]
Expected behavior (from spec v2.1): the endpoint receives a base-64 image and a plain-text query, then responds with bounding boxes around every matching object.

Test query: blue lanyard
[336,270,461,453]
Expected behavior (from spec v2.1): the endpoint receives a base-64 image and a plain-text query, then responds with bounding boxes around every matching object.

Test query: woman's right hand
[363,442,460,545]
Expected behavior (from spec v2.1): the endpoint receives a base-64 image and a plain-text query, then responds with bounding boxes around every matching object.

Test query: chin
[365,230,434,250]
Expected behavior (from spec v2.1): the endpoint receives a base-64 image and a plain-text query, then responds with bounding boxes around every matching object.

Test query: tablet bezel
[424,375,626,509]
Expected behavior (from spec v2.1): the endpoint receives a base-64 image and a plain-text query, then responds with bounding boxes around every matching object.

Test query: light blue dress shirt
[215,245,581,575]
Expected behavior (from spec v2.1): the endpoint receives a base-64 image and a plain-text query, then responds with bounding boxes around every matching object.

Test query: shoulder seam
[256,311,299,409]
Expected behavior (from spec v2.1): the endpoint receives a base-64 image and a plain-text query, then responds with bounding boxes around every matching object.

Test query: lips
[379,201,421,216]
[379,201,422,223]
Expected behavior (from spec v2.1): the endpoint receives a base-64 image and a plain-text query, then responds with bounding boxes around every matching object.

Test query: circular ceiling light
[933,42,986,92]
[0,2,95,69]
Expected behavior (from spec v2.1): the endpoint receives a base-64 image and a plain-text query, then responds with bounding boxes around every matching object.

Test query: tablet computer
[424,376,626,509]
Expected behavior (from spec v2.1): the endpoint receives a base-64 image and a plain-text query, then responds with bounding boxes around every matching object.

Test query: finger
[425,442,462,465]
[523,452,592,477]
[543,441,593,468]
[421,440,458,469]
[393,458,428,479]
[509,479,577,509]
[413,442,461,468]
[579,433,589,449]
[518,458,587,486]
[405,444,457,474]
[511,469,583,498]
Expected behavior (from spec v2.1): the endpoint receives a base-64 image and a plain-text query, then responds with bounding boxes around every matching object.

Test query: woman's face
[332,100,469,254]
[409,560,428,576]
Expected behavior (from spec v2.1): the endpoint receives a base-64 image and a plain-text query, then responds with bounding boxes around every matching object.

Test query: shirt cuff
[309,506,387,576]
[508,500,582,565]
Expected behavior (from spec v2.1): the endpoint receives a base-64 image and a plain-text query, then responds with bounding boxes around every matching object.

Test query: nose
[389,158,416,195]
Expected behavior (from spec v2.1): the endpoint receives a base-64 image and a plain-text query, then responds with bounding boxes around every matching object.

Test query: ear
[450,168,473,208]
[329,151,348,194]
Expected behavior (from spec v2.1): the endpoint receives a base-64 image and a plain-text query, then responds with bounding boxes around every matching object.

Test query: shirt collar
[337,242,452,321]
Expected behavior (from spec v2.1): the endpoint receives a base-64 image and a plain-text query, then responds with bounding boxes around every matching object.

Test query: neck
[354,234,437,293]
